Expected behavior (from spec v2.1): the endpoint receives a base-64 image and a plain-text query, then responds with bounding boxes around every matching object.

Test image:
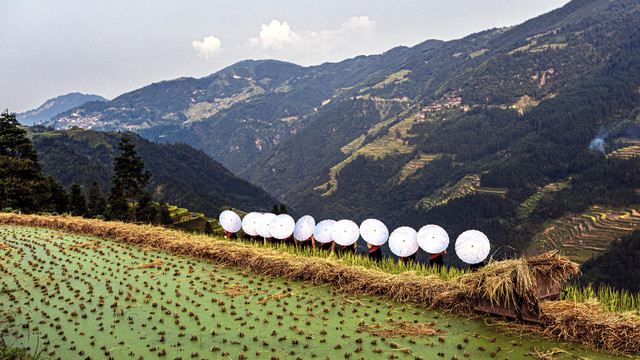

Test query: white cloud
[250,20,300,50]
[340,16,376,31]
[192,35,222,60]
[247,16,375,56]
[309,16,376,54]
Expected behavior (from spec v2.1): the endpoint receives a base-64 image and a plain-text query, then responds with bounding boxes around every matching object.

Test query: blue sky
[2,0,570,112]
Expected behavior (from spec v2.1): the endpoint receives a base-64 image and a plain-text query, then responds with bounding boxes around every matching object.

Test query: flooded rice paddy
[0,225,630,359]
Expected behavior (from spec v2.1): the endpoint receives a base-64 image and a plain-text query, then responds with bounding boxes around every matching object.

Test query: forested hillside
[30,128,278,217]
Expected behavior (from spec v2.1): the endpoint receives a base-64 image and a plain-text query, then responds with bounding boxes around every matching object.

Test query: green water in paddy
[0,225,630,360]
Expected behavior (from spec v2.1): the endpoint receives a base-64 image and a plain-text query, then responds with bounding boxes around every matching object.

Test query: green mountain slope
[46,44,440,174]
[30,128,278,217]
[248,0,640,200]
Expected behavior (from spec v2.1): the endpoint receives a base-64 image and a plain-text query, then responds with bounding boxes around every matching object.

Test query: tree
[0,109,39,165]
[204,220,213,235]
[87,180,106,218]
[135,191,157,223]
[270,203,288,215]
[108,135,151,222]
[106,179,131,221]
[45,176,69,214]
[158,199,172,225]
[0,110,65,212]
[69,183,87,217]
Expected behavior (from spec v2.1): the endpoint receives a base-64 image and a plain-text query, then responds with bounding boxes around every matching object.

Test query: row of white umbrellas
[219,210,490,264]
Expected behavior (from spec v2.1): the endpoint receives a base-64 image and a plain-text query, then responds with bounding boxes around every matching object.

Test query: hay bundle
[456,252,579,310]
[526,251,580,287]
[538,300,640,353]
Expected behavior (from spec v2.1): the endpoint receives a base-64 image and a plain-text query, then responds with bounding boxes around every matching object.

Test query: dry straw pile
[357,320,445,338]
[1,213,639,353]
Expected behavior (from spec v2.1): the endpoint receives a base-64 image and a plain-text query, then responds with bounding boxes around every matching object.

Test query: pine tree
[279,203,287,214]
[0,110,65,212]
[135,191,157,223]
[106,179,130,221]
[158,199,172,225]
[87,180,106,218]
[69,183,88,217]
[0,109,39,164]
[108,135,151,222]
[45,176,69,214]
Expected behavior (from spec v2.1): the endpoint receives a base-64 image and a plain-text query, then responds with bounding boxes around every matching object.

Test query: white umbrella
[313,219,336,244]
[219,210,241,233]
[241,212,261,236]
[388,226,419,257]
[270,214,295,240]
[417,224,449,254]
[331,219,360,246]
[359,219,389,246]
[294,215,315,241]
[455,230,490,264]
[257,213,277,238]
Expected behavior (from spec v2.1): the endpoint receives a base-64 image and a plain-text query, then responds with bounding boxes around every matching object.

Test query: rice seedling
[563,283,640,314]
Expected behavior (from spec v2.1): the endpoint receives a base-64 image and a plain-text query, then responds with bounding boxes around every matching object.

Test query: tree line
[1,109,171,224]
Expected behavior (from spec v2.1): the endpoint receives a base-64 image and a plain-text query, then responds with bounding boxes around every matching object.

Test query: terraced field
[416,174,479,210]
[609,144,640,159]
[396,153,439,183]
[316,116,422,196]
[517,181,569,220]
[1,224,633,360]
[528,206,640,263]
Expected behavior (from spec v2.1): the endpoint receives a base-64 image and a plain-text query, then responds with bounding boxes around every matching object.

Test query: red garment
[369,245,381,253]
[430,250,446,259]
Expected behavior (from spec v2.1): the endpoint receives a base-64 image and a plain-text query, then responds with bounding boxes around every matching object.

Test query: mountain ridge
[18,92,107,126]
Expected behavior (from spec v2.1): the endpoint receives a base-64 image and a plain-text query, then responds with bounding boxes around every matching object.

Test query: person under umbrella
[417,224,449,268]
[294,215,316,250]
[313,219,336,252]
[455,229,490,271]
[257,212,277,245]
[270,214,296,246]
[360,219,389,262]
[241,212,261,242]
[331,219,359,255]
[219,210,241,239]
[389,226,419,264]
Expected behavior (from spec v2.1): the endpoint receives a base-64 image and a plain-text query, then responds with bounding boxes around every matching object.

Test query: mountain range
[40,0,640,265]
[18,92,107,126]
